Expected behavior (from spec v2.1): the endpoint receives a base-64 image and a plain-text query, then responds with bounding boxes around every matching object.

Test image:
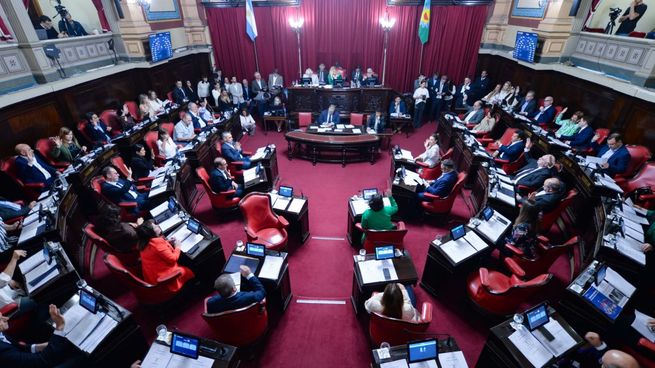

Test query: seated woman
[94,204,140,253]
[147,90,167,116]
[84,112,112,147]
[137,94,151,121]
[239,108,256,136]
[156,128,177,161]
[361,189,398,243]
[50,127,86,163]
[218,90,233,112]
[327,66,343,86]
[415,134,440,168]
[131,144,154,181]
[504,199,540,259]
[119,102,136,131]
[136,220,194,293]
[470,111,496,134]
[364,283,418,321]
[482,84,501,104]
[267,96,286,132]
[303,68,319,85]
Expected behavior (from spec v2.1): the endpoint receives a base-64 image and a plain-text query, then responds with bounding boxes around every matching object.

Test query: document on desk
[243,167,258,184]
[66,311,103,347]
[178,144,193,153]
[351,199,370,216]
[532,319,577,357]
[358,259,398,284]
[617,209,648,225]
[440,238,477,264]
[403,170,424,187]
[352,128,362,134]
[499,181,514,192]
[180,233,204,253]
[336,124,345,129]
[345,124,355,129]
[287,198,306,214]
[605,267,636,298]
[399,149,414,161]
[380,360,409,368]
[409,360,438,368]
[622,217,644,233]
[251,147,267,161]
[498,174,513,185]
[62,304,88,336]
[438,351,469,368]
[18,220,46,245]
[151,175,166,188]
[585,156,605,165]
[613,235,646,265]
[79,314,118,353]
[25,260,59,292]
[149,183,168,198]
[492,189,515,206]
[159,214,183,233]
[632,310,655,342]
[464,230,488,251]
[23,210,40,226]
[167,354,213,368]
[19,251,48,275]
[259,255,284,280]
[273,197,291,211]
[623,224,644,242]
[476,214,511,244]
[150,166,168,177]
[508,328,553,368]
[230,272,241,292]
[596,175,623,194]
[150,201,169,218]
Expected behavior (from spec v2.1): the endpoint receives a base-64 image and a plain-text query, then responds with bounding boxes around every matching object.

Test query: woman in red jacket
[136,220,194,293]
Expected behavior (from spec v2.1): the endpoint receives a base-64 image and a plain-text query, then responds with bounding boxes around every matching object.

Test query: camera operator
[615,0,647,35]
[58,11,88,37]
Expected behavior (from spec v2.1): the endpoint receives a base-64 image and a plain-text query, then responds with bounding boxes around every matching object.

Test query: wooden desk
[477,306,583,368]
[18,242,79,306]
[270,192,310,245]
[142,334,239,368]
[351,252,419,314]
[287,86,394,114]
[262,115,288,135]
[389,116,412,137]
[285,131,380,166]
[371,338,463,367]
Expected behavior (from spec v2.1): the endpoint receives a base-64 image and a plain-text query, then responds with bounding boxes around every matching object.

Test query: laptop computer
[279,186,293,198]
[362,188,378,200]
[407,339,438,363]
[450,224,466,241]
[374,245,395,261]
[170,332,200,359]
[246,242,266,257]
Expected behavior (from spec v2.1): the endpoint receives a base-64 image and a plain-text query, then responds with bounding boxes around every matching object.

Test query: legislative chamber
[0,0,654,367]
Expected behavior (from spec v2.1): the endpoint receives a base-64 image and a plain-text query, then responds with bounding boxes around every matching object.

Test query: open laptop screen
[170,332,200,359]
[407,339,438,363]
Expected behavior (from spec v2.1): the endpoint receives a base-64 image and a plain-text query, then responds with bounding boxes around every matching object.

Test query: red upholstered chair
[421,172,467,215]
[160,122,175,137]
[620,163,655,208]
[355,222,408,253]
[474,112,503,139]
[144,131,166,167]
[124,102,140,122]
[100,109,122,136]
[202,298,268,347]
[214,142,245,181]
[1,200,26,225]
[195,167,240,211]
[83,223,139,271]
[484,128,516,152]
[540,189,578,233]
[494,151,526,175]
[505,236,579,280]
[90,176,140,222]
[0,157,44,202]
[103,254,184,305]
[467,260,553,315]
[298,112,312,129]
[583,128,610,155]
[0,303,32,339]
[614,145,652,187]
[35,138,69,171]
[417,148,454,180]
[167,91,174,104]
[240,192,289,251]
[369,302,433,346]
[629,31,646,38]
[110,156,153,187]
[585,27,605,33]
[350,113,365,126]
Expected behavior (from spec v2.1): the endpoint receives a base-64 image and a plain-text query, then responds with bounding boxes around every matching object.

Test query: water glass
[156,324,168,341]
[358,248,366,261]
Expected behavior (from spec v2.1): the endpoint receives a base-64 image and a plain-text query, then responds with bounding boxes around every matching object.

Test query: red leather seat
[494,151,526,175]
[240,192,289,251]
[0,303,32,340]
[143,131,166,167]
[77,120,107,147]
[484,128,516,152]
[620,163,655,209]
[202,298,268,347]
[417,148,454,180]
[103,254,184,305]
[421,172,467,215]
[110,156,153,187]
[467,261,552,315]
[90,175,141,221]
[350,113,365,125]
[615,145,652,188]
[83,223,139,272]
[196,167,240,211]
[584,128,609,154]
[369,302,433,346]
[0,157,44,201]
[629,31,647,38]
[35,138,69,171]
[100,109,122,136]
[355,221,408,254]
[298,112,312,129]
[160,122,174,137]
[124,102,140,122]
[540,189,578,233]
[167,91,174,104]
[506,236,579,280]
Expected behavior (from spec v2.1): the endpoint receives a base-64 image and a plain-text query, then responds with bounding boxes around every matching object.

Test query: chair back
[195,167,240,209]
[298,112,312,128]
[499,151,526,175]
[77,120,95,146]
[621,145,652,179]
[629,31,646,38]
[511,236,579,279]
[100,109,122,134]
[441,147,454,160]
[160,122,175,137]
[498,128,517,146]
[83,223,139,267]
[35,139,68,169]
[124,102,139,120]
[110,156,130,178]
[422,172,467,214]
[202,298,268,347]
[369,303,432,346]
[540,189,578,232]
[1,157,21,184]
[167,91,174,103]
[0,157,43,201]
[595,128,610,146]
[622,163,655,196]
[358,222,408,253]
[350,113,365,125]
[240,193,280,232]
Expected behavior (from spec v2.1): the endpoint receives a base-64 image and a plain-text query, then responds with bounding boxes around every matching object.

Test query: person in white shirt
[156,129,177,160]
[0,250,38,317]
[211,84,222,108]
[412,80,429,128]
[199,99,216,122]
[229,76,244,107]
[239,108,256,135]
[146,91,166,116]
[415,133,441,168]
[364,283,418,322]
[303,68,319,86]
[197,76,210,100]
[173,114,196,143]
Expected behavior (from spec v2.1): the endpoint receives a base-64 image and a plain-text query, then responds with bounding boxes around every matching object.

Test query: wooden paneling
[0,53,211,158]
[477,54,655,151]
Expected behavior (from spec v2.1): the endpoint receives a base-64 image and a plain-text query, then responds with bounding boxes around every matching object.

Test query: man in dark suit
[0,304,82,367]
[462,101,484,125]
[221,132,251,169]
[418,159,458,201]
[351,66,363,86]
[206,265,265,314]
[242,78,252,104]
[100,166,147,212]
[513,154,556,193]
[593,133,631,177]
[531,96,556,125]
[172,80,189,105]
[209,157,243,198]
[513,90,538,116]
[471,70,491,101]
[366,110,386,133]
[388,96,407,116]
[493,130,526,162]
[455,77,473,108]
[316,64,328,85]
[187,102,208,130]
[318,104,340,126]
[561,117,595,151]
[251,72,268,96]
[528,177,564,212]
[84,112,112,147]
[14,144,57,191]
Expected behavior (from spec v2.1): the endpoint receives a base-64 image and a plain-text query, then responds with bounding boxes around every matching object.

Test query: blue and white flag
[245,0,258,42]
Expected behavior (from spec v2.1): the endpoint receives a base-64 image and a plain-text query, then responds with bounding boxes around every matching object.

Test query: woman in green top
[361,189,398,242]
[327,66,343,86]
[554,108,583,138]
[50,127,86,163]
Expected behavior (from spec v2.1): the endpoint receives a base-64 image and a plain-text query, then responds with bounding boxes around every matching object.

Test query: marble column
[534,0,576,60]
[481,0,512,49]
[180,0,209,47]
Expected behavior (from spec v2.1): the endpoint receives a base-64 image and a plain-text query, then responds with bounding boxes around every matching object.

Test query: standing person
[229,77,244,108]
[615,0,647,35]
[412,80,429,128]
[455,77,472,108]
[184,80,198,103]
[197,76,211,100]
[268,68,284,95]
[431,74,455,120]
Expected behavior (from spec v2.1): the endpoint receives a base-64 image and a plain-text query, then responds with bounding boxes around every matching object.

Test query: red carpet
[89,122,573,367]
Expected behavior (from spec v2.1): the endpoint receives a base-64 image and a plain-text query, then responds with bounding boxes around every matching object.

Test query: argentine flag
[245,0,258,42]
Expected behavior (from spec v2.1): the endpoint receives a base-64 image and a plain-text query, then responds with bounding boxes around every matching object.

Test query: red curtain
[205,0,488,92]
[0,16,12,40]
[91,0,111,31]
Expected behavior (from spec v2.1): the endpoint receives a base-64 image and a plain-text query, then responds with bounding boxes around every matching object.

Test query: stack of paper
[273,197,291,211]
[438,351,468,368]
[632,310,655,342]
[19,252,60,293]
[532,319,577,357]
[440,238,477,264]
[358,259,398,284]
[508,328,553,367]
[475,212,511,244]
[159,214,183,233]
[287,198,306,214]
[259,255,284,280]
[61,304,119,353]
[150,201,170,218]
[251,147,268,161]
[351,199,370,216]
[243,167,258,183]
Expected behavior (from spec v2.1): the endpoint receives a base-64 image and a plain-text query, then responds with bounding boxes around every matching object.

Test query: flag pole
[253,39,260,72]
[418,43,424,75]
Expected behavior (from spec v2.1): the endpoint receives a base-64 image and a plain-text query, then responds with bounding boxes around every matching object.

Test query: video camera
[53,0,68,20]
[609,7,623,20]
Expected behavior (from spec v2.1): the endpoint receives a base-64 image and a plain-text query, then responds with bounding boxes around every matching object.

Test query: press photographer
[615,0,647,35]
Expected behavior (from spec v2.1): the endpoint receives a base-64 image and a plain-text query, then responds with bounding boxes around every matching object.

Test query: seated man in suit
[593,133,631,178]
[493,130,526,162]
[0,304,84,367]
[389,96,407,116]
[221,132,251,169]
[531,96,556,125]
[0,197,35,220]
[187,102,209,130]
[172,80,189,105]
[84,112,112,147]
[101,166,147,212]
[462,100,484,125]
[318,104,340,127]
[513,90,537,117]
[366,109,386,134]
[567,332,640,368]
[560,116,594,151]
[417,159,458,201]
[210,157,243,198]
[351,66,363,86]
[513,154,556,194]
[14,144,58,191]
[206,265,266,314]
[527,177,564,213]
